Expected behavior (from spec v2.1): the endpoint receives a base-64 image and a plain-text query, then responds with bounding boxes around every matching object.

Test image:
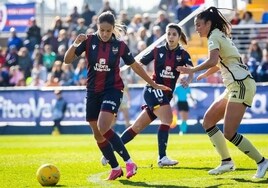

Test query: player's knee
[162,117,173,125]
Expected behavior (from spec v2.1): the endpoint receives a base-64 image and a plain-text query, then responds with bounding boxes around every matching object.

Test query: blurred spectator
[243,54,259,81]
[18,47,32,79]
[73,58,87,86]
[56,44,67,62]
[31,61,47,83]
[126,28,139,56]
[159,0,177,13]
[7,27,23,52]
[32,45,43,66]
[16,78,26,87]
[29,74,45,86]
[67,30,78,49]
[128,14,143,32]
[43,44,56,72]
[9,65,24,86]
[75,18,88,35]
[57,29,69,50]
[0,65,9,86]
[238,11,256,52]
[65,16,77,36]
[256,50,268,82]
[175,0,193,39]
[0,46,6,68]
[142,13,152,30]
[51,16,65,38]
[230,11,241,25]
[153,10,170,35]
[51,60,63,81]
[45,72,59,87]
[5,45,19,68]
[86,28,95,35]
[248,40,263,62]
[146,25,163,46]
[136,26,149,42]
[24,17,41,54]
[89,15,98,31]
[60,63,74,86]
[81,4,96,27]
[118,10,131,27]
[98,0,116,17]
[41,29,58,53]
[69,6,81,26]
[239,11,256,24]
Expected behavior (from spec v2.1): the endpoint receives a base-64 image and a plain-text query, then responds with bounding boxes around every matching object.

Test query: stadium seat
[261,12,268,24]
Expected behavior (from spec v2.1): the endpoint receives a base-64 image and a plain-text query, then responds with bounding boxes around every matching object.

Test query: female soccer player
[113,23,193,167]
[64,11,170,180]
[177,6,268,178]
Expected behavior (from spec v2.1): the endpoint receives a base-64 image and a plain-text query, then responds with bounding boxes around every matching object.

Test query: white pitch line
[87,171,115,187]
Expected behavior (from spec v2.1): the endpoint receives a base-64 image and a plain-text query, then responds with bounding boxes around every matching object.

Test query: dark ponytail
[196,6,232,37]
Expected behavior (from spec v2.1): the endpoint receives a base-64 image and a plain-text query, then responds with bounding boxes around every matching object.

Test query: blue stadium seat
[261,12,268,24]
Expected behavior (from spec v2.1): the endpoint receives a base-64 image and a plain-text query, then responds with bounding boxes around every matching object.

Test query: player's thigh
[203,96,227,129]
[154,104,173,125]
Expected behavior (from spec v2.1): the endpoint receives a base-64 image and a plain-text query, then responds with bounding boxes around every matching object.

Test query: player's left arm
[177,49,219,74]
[196,66,220,81]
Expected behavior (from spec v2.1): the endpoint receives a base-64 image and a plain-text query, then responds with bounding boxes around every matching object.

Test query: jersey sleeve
[139,49,154,65]
[120,42,135,65]
[208,35,220,51]
[183,50,193,66]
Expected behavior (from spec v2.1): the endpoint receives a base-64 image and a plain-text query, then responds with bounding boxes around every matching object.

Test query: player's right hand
[74,34,88,44]
[153,84,172,91]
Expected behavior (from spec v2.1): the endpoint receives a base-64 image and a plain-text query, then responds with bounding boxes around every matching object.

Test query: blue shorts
[86,88,123,121]
[142,86,172,120]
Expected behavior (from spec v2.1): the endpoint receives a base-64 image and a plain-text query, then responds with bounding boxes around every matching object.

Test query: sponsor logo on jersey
[94,58,111,72]
[160,66,175,79]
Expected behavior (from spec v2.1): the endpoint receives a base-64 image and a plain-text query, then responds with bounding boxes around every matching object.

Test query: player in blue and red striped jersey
[64,11,170,180]
[118,23,194,167]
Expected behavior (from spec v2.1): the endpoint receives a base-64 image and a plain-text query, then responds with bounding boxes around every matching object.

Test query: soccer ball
[36,164,60,186]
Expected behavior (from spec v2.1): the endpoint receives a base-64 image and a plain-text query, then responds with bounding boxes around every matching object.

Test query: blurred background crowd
[0,0,268,88]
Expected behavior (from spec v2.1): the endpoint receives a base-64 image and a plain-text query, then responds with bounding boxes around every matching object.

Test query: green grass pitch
[0,134,268,187]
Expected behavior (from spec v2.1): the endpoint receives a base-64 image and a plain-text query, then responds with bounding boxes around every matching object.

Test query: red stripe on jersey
[95,42,111,92]
[152,47,158,81]
[113,42,125,90]
[85,35,92,82]
[163,51,175,89]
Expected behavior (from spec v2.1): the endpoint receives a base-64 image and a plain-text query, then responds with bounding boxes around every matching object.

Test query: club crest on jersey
[176,55,182,62]
[99,58,106,64]
[112,47,118,54]
[92,45,96,50]
[208,41,214,47]
[159,53,164,58]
